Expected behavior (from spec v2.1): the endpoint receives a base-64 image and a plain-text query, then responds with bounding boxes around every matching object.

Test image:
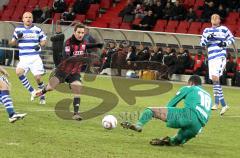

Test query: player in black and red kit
[34,24,103,120]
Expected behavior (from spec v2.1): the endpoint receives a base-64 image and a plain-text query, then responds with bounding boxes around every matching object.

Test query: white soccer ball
[102,115,117,130]
[126,70,136,78]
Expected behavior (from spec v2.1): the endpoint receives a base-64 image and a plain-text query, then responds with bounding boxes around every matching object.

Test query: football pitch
[0,68,240,158]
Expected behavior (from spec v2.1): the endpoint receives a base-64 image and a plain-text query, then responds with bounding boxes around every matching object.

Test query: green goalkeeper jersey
[167,86,212,126]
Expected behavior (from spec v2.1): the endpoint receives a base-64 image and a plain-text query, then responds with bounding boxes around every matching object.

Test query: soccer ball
[102,115,117,130]
[126,70,136,78]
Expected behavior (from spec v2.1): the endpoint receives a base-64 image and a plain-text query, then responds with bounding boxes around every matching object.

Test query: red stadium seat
[167,20,179,28]
[1,9,15,20]
[120,22,131,29]
[153,20,167,31]
[188,27,200,34]
[28,0,39,7]
[39,0,49,9]
[109,22,120,29]
[100,0,113,9]
[189,22,202,30]
[178,21,190,30]
[86,4,100,20]
[25,6,35,12]
[7,0,18,8]
[224,25,237,34]
[176,27,188,33]
[152,26,165,32]
[132,18,141,26]
[165,26,176,33]
[75,15,86,23]
[224,17,237,25]
[200,22,211,33]
[91,22,108,28]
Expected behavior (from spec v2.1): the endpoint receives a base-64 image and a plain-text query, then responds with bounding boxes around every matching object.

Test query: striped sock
[19,75,34,93]
[218,85,226,107]
[1,90,15,117]
[38,82,45,100]
[213,84,220,105]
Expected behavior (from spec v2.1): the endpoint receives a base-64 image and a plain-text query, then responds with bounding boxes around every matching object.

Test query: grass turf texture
[0,68,240,158]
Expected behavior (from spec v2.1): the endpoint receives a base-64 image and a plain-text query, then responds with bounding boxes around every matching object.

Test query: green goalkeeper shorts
[166,107,203,145]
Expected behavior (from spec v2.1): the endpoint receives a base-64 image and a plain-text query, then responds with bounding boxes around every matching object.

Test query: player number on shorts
[198,91,211,111]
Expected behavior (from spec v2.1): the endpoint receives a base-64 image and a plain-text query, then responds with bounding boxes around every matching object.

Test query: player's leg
[35,76,60,97]
[69,75,83,121]
[210,58,229,115]
[150,108,202,146]
[0,77,27,123]
[16,66,35,100]
[121,107,167,132]
[31,57,46,104]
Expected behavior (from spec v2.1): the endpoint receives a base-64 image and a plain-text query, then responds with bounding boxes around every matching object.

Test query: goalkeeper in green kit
[121,75,212,146]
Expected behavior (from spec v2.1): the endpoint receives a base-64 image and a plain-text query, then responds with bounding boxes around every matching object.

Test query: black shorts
[55,70,81,83]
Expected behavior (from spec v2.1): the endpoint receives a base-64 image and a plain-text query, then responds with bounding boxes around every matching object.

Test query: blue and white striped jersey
[200,26,234,61]
[12,25,47,57]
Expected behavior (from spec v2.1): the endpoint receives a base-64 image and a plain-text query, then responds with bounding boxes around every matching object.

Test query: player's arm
[34,29,47,51]
[166,87,189,107]
[225,28,235,46]
[0,66,9,77]
[200,29,209,47]
[9,29,23,46]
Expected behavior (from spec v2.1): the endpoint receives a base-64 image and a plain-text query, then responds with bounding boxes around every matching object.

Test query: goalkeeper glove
[34,45,41,51]
[218,41,227,47]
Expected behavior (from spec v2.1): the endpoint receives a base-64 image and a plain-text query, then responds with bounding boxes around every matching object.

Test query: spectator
[136,44,150,61]
[134,4,145,19]
[32,5,43,23]
[200,1,217,22]
[235,57,240,86]
[193,51,205,75]
[217,4,227,20]
[119,0,135,22]
[40,6,52,23]
[73,0,89,14]
[149,46,163,63]
[53,0,67,13]
[172,0,186,20]
[134,10,156,30]
[163,2,174,20]
[226,0,240,12]
[163,47,177,78]
[126,46,137,65]
[100,41,118,72]
[50,25,65,67]
[152,1,164,19]
[186,7,197,22]
[175,48,190,74]
[61,7,75,23]
[224,53,236,85]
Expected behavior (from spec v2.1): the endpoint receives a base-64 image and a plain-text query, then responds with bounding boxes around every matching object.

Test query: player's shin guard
[19,75,34,93]
[73,97,80,114]
[38,82,45,100]
[1,90,15,117]
[213,81,220,105]
[136,108,153,127]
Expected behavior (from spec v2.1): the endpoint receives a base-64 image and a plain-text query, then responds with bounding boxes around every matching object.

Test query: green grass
[0,68,240,158]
